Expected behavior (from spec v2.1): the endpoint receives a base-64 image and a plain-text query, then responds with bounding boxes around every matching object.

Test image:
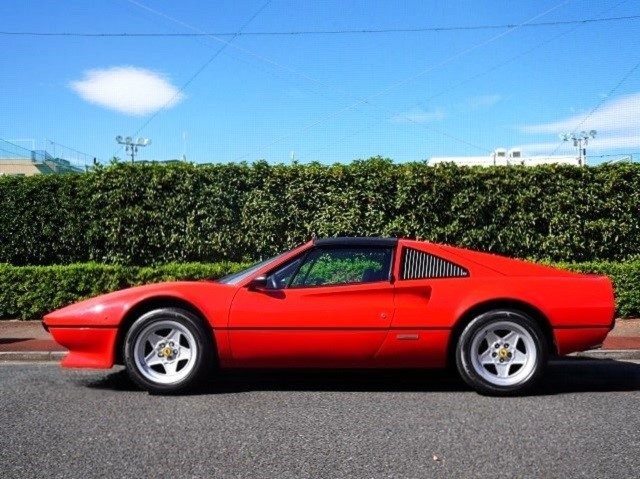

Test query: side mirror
[248,275,268,291]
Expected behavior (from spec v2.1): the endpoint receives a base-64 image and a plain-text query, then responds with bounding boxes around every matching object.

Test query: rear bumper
[554,327,611,356]
[47,326,117,368]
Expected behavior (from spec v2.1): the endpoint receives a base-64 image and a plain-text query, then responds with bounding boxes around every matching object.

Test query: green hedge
[0,262,247,320]
[1,159,639,265]
[1,261,638,320]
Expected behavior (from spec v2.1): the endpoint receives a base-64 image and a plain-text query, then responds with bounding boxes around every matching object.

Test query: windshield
[217,252,288,285]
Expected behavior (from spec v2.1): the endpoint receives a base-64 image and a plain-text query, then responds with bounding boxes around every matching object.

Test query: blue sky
[1,0,639,166]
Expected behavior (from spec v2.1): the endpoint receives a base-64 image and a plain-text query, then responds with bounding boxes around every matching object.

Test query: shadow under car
[80,357,640,396]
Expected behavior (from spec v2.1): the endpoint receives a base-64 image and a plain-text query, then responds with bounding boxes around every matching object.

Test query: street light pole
[115,136,151,163]
[559,130,597,166]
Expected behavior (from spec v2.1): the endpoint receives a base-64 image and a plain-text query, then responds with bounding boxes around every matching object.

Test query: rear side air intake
[401,248,468,279]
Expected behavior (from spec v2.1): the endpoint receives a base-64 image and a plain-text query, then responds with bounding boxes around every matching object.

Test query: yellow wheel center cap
[162,346,173,357]
[498,348,509,359]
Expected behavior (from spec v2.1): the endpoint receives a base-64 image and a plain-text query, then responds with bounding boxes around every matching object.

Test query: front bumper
[47,326,118,369]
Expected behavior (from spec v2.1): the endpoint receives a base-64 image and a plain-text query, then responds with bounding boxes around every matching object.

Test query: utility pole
[559,130,597,166]
[115,136,151,163]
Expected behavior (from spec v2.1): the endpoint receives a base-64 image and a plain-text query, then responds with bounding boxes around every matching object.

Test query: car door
[227,245,395,367]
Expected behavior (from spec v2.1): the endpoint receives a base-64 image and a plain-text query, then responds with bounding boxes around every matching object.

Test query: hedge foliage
[0,260,638,320]
[1,159,639,266]
[0,262,247,320]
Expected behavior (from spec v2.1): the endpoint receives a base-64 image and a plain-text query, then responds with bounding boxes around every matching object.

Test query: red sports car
[44,237,615,395]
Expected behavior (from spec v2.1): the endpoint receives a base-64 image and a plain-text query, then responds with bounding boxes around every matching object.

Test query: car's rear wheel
[455,310,547,395]
[123,308,213,394]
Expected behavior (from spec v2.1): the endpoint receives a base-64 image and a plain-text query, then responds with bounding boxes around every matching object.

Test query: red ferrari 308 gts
[44,237,615,395]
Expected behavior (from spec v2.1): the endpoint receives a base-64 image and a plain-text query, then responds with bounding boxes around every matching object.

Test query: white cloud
[392,107,445,124]
[468,93,501,109]
[521,92,640,135]
[70,66,184,116]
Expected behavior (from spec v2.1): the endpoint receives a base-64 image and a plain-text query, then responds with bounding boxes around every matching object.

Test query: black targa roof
[313,237,398,248]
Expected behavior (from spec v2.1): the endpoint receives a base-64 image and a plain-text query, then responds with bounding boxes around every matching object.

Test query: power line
[348,0,631,158]
[234,0,573,160]
[549,55,640,155]
[311,0,629,159]
[0,139,32,154]
[127,0,363,106]
[130,0,569,159]
[121,0,573,159]
[590,152,639,158]
[115,0,272,156]
[0,146,27,157]
[1,137,99,162]
[0,139,90,168]
[420,12,601,103]
[46,139,99,162]
[3,14,640,37]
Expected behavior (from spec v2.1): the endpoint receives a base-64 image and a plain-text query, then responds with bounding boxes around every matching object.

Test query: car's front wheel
[123,308,213,394]
[455,310,548,395]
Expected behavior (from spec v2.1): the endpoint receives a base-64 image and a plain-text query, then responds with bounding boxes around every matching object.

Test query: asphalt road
[1,360,640,479]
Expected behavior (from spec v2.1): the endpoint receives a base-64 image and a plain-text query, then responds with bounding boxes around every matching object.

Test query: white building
[429,148,581,167]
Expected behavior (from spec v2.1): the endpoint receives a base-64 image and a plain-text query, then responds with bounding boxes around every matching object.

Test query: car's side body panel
[43,237,616,371]
[373,329,451,368]
[393,239,614,356]
[392,275,614,329]
[227,281,394,367]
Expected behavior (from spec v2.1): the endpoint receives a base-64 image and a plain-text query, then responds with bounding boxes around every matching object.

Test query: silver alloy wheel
[469,320,538,387]
[133,319,198,385]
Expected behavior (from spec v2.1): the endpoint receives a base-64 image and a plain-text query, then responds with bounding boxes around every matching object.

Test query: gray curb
[0,351,67,362]
[570,349,640,360]
[1,349,640,363]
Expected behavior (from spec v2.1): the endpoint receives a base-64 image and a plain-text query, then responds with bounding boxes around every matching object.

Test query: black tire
[123,307,213,394]
[455,309,548,396]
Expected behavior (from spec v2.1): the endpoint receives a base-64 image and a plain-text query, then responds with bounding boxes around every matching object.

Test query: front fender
[43,281,238,369]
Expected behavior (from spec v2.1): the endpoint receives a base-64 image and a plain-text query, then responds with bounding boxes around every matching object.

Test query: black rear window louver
[401,248,468,279]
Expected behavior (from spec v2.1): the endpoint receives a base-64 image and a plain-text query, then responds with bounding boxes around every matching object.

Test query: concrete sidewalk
[0,320,67,361]
[1,318,640,362]
[572,318,640,360]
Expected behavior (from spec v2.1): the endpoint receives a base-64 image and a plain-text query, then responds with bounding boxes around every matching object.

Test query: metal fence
[0,139,87,172]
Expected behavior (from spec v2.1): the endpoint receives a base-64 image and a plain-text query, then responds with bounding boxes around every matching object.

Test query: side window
[401,248,468,279]
[267,257,303,289]
[289,247,392,288]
